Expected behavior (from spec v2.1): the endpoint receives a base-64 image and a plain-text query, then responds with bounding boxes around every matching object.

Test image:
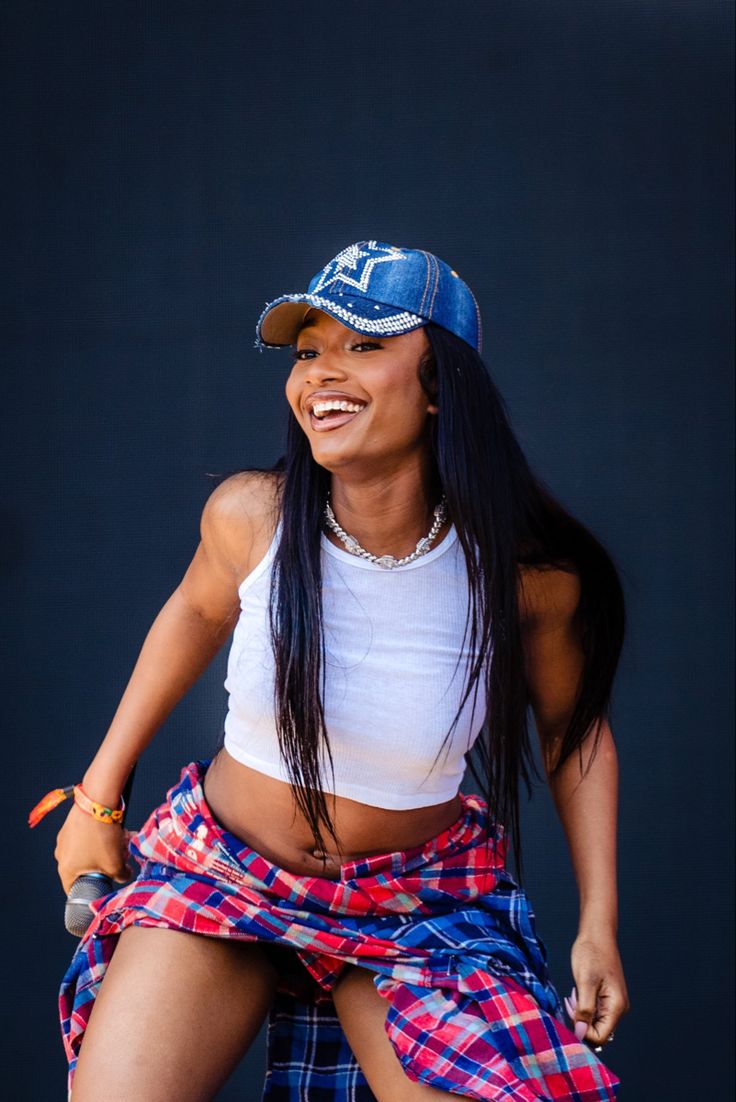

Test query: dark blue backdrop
[4,2,733,1099]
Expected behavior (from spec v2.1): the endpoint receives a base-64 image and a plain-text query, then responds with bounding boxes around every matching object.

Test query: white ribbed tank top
[222,518,488,809]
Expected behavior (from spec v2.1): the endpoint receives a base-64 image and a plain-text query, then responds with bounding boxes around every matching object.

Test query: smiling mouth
[308,405,367,432]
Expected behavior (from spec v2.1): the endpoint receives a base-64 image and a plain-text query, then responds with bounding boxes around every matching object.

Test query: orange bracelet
[27,782,125,828]
[73,783,125,824]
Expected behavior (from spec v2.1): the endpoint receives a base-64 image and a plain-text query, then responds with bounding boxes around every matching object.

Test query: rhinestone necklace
[323,492,449,569]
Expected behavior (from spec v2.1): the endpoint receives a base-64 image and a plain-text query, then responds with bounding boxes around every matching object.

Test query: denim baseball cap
[255,240,483,354]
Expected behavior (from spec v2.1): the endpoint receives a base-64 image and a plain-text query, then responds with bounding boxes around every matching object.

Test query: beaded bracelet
[28,782,125,828]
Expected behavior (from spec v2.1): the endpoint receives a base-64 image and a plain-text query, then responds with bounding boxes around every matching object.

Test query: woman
[42,240,628,1101]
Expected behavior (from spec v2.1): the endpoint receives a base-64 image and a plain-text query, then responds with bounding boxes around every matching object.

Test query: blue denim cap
[255,240,482,354]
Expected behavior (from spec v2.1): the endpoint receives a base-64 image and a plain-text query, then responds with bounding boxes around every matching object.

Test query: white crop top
[222,518,488,809]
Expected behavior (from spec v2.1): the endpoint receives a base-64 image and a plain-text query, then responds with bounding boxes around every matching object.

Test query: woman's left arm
[519,566,631,1047]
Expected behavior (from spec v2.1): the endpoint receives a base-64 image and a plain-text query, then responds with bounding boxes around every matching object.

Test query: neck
[325,468,447,560]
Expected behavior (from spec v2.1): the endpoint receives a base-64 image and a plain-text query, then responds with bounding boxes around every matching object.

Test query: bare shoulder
[202,469,283,525]
[201,469,283,581]
[517,561,582,631]
[176,471,282,623]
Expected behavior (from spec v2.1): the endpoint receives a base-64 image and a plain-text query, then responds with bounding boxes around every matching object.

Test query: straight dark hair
[232,321,625,883]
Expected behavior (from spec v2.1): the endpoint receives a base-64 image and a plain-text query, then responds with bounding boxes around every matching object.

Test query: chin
[309,441,379,472]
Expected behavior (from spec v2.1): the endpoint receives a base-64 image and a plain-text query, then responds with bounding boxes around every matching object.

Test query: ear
[427,402,439,415]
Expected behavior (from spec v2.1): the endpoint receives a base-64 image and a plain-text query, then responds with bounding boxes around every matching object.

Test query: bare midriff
[202,746,464,880]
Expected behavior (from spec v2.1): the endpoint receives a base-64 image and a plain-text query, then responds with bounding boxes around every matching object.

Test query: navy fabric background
[4,2,733,1098]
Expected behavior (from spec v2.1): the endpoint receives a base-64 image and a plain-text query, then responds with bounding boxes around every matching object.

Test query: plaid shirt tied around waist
[59,759,621,1101]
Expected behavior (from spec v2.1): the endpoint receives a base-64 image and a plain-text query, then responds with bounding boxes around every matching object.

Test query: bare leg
[71,925,281,1102]
[332,964,469,1101]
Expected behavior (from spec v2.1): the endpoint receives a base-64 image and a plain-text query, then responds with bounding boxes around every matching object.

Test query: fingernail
[569,987,578,1008]
[563,996,574,1019]
[574,1020,588,1041]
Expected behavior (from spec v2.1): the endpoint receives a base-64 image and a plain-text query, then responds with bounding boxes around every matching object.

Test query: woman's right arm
[54,471,268,893]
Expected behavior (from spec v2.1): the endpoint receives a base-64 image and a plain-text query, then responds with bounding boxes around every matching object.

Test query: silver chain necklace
[323,492,449,569]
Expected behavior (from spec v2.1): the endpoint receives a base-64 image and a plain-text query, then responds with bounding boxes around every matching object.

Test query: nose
[303,350,349,386]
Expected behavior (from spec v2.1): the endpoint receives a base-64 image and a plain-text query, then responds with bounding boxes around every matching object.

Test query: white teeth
[311,399,366,419]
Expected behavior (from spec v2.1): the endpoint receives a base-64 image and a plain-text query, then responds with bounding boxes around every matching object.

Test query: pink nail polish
[574,1020,588,1042]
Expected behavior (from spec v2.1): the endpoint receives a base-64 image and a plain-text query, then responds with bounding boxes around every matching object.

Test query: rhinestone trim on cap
[284,293,424,335]
[255,293,425,348]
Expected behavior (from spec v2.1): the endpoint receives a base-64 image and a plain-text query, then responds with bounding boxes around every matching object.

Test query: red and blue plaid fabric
[59,759,621,1101]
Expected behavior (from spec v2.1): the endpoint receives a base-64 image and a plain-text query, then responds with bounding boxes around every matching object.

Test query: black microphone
[64,765,137,937]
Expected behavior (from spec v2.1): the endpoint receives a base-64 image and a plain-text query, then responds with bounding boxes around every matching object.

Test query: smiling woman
[51,240,628,1101]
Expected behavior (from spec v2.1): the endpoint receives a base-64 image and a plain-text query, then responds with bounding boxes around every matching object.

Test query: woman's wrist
[577,906,618,939]
[80,779,124,807]
[81,763,130,808]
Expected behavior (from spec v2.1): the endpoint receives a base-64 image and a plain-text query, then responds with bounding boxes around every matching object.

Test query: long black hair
[233,321,625,883]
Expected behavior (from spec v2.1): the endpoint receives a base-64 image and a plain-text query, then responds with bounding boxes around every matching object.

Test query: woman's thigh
[332,964,468,1101]
[71,924,281,1102]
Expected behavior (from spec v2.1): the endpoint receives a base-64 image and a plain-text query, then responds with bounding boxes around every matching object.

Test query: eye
[290,339,383,361]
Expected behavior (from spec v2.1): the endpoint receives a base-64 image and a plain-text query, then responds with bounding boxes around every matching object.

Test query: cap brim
[256,292,427,347]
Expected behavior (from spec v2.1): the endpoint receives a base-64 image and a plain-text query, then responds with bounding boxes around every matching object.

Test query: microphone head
[64,872,113,937]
